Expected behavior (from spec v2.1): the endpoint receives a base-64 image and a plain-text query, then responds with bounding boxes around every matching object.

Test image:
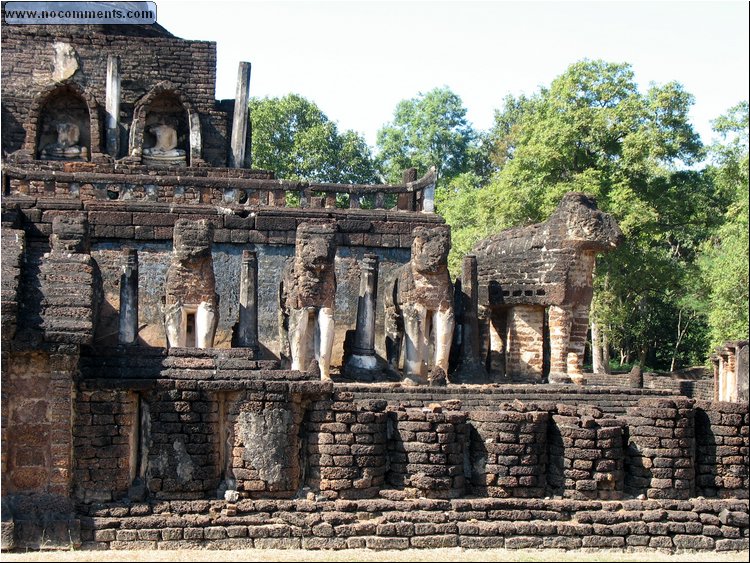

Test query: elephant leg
[164,302,184,348]
[403,304,428,384]
[548,305,572,382]
[195,301,217,348]
[385,304,403,370]
[315,307,335,381]
[432,307,455,374]
[567,303,589,383]
[288,307,312,372]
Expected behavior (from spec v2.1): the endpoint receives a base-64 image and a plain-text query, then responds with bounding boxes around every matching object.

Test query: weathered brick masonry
[2,19,747,554]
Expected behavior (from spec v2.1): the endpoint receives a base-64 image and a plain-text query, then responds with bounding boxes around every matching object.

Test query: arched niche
[130,82,202,166]
[28,82,101,161]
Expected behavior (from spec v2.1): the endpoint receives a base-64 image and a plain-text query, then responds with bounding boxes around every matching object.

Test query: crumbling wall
[78,497,749,552]
[225,384,306,498]
[1,227,25,342]
[1,26,227,164]
[305,395,388,500]
[468,406,548,498]
[547,405,625,500]
[624,398,695,500]
[1,351,74,496]
[141,383,221,500]
[695,400,749,499]
[73,388,138,503]
[386,408,468,499]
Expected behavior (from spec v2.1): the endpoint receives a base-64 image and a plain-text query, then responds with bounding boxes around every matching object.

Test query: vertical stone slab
[230,61,252,168]
[625,398,695,500]
[118,249,138,345]
[237,250,259,352]
[505,305,544,382]
[421,181,436,213]
[105,55,120,158]
[352,254,379,357]
[398,168,417,211]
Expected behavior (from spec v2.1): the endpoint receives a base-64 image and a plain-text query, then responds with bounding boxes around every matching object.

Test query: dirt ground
[1,548,749,562]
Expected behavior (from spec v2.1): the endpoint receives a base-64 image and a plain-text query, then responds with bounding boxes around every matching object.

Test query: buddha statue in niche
[143,121,186,165]
[40,121,88,161]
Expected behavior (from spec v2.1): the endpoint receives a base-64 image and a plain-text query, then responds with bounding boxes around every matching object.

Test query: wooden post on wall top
[230,61,252,168]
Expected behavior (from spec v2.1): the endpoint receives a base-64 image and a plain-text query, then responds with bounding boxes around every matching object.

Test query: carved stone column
[118,249,138,345]
[105,55,121,158]
[230,61,252,168]
[453,254,488,382]
[345,254,379,373]
[237,250,259,353]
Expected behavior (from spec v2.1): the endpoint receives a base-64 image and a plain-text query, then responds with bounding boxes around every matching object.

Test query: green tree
[250,94,378,184]
[697,102,749,350]
[444,60,716,370]
[376,87,483,185]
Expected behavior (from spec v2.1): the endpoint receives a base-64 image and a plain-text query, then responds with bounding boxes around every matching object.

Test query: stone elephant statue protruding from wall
[385,225,455,385]
[164,219,219,348]
[279,222,337,380]
[472,192,623,384]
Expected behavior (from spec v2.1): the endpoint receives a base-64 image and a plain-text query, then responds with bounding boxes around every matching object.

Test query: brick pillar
[625,398,695,499]
[468,406,548,497]
[506,305,544,382]
[548,405,625,500]
[226,383,304,498]
[695,400,749,498]
[306,397,387,499]
[387,408,467,498]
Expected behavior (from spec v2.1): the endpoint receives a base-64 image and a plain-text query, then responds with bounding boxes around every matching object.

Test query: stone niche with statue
[1,16,747,556]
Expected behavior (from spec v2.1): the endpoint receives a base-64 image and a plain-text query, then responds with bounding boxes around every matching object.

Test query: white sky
[155,0,749,148]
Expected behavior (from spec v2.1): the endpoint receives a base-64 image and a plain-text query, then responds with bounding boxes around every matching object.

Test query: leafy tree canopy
[376,87,485,185]
[441,60,716,369]
[250,94,378,184]
[697,101,749,349]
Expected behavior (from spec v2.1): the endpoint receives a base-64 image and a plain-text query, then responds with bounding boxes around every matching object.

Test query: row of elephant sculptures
[162,193,623,385]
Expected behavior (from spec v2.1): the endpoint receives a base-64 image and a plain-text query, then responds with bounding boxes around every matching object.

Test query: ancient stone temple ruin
[1,20,748,553]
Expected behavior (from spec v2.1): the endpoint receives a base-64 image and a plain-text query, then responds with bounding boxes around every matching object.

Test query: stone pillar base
[342,353,397,382]
[549,373,587,385]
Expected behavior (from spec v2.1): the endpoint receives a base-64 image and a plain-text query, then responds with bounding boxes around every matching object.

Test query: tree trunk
[602,328,611,374]
[670,309,694,372]
[591,320,605,374]
[638,345,648,371]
